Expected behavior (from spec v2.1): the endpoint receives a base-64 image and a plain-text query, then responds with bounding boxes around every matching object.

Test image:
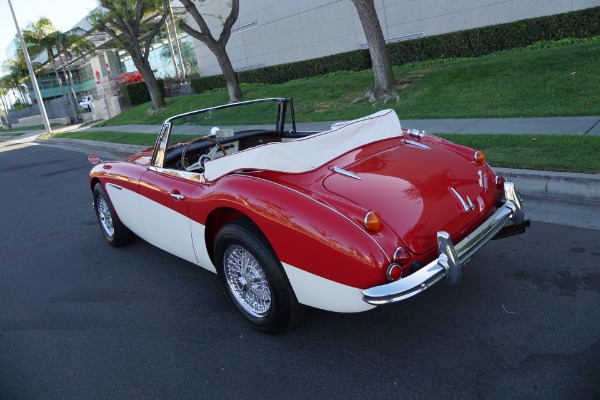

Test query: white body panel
[106,184,144,237]
[282,262,375,313]
[191,221,216,273]
[139,195,199,265]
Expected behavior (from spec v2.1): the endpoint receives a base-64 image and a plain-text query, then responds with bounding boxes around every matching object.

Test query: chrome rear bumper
[362,182,525,305]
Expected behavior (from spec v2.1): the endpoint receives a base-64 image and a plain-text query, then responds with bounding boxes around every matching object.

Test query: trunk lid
[323,140,498,255]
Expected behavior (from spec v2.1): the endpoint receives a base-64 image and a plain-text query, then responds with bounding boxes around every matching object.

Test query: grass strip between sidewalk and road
[43,130,600,173]
[436,134,600,174]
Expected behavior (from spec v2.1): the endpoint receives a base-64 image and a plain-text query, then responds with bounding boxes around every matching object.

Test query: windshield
[167,98,292,140]
[152,98,295,169]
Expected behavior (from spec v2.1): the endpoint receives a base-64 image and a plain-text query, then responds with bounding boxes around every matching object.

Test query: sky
[0,0,98,68]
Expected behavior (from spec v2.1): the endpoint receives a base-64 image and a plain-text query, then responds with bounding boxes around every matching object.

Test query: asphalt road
[1,143,599,400]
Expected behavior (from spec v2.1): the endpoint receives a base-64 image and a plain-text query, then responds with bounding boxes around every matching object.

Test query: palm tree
[1,48,41,106]
[21,17,67,101]
[55,27,96,106]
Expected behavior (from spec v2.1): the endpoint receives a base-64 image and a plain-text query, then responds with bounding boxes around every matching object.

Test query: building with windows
[190,0,599,77]
[30,6,199,103]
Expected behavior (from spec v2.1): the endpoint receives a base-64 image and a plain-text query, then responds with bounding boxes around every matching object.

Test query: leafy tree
[90,0,169,113]
[350,0,398,104]
[22,17,78,115]
[1,49,41,105]
[22,18,65,96]
[178,0,242,102]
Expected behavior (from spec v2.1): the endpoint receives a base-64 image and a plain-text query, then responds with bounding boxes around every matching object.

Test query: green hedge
[238,51,371,85]
[121,80,165,106]
[387,6,600,63]
[190,6,600,90]
[190,75,227,93]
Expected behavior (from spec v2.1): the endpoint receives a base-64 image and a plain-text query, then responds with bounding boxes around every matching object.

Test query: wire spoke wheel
[215,217,305,334]
[223,245,272,317]
[93,183,133,247]
[96,195,114,238]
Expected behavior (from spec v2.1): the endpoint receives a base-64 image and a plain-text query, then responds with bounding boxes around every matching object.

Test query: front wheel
[214,218,305,334]
[93,183,133,247]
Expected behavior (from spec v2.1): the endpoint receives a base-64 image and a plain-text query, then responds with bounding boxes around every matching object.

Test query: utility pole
[7,0,52,134]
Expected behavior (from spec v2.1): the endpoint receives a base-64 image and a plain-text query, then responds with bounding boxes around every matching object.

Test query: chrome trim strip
[405,139,430,149]
[107,183,123,190]
[152,123,171,168]
[449,187,475,213]
[148,166,205,183]
[407,129,425,138]
[362,182,524,305]
[165,98,289,123]
[330,166,361,180]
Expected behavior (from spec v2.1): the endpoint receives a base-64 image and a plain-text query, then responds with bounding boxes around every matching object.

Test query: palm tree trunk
[52,60,65,97]
[56,54,78,116]
[164,19,179,79]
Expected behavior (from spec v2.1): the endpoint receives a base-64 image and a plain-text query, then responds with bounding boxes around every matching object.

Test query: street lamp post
[7,0,52,134]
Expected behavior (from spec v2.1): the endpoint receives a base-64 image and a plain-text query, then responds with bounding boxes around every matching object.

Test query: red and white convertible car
[89,98,528,333]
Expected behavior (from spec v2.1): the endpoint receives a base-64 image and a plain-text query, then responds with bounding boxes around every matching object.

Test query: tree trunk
[211,44,242,103]
[134,58,167,113]
[51,61,65,97]
[351,0,399,104]
[179,0,242,102]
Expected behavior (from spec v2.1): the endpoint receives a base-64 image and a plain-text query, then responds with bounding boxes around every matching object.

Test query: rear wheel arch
[204,207,250,264]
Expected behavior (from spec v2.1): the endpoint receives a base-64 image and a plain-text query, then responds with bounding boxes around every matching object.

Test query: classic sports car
[89,98,528,334]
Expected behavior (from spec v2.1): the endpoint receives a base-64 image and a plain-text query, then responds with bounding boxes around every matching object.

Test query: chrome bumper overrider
[362,182,525,305]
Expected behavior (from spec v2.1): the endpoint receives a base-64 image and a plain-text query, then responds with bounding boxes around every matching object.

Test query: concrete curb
[35,137,148,156]
[33,137,599,204]
[496,168,600,204]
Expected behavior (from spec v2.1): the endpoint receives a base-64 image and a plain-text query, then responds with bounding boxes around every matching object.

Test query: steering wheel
[180,137,228,172]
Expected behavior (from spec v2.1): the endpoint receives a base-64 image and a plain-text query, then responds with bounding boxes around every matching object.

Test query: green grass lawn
[96,38,600,127]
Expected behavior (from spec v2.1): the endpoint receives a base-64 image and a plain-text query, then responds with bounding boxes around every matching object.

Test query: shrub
[190,75,228,93]
[120,80,165,106]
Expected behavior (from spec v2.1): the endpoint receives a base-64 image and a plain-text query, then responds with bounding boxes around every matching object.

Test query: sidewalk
[50,115,600,135]
[3,116,599,204]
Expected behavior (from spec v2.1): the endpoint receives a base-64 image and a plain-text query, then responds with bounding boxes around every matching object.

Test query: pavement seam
[583,118,600,135]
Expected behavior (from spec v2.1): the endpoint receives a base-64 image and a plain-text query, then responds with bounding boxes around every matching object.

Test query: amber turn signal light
[474,150,486,165]
[364,211,382,232]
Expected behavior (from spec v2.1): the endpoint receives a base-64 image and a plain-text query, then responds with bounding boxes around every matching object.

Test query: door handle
[170,192,185,201]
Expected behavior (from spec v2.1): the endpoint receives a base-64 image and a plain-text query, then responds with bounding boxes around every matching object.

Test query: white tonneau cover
[203,109,403,181]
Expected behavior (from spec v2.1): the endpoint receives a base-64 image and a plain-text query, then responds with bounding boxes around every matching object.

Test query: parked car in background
[88,98,528,334]
[79,96,93,111]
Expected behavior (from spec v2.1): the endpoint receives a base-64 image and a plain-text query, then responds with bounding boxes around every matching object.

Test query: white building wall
[187,0,600,77]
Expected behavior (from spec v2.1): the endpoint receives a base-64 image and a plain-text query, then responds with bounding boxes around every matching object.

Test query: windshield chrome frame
[149,98,294,169]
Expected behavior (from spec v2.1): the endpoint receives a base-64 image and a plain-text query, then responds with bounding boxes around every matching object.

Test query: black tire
[214,217,305,334]
[93,183,134,247]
